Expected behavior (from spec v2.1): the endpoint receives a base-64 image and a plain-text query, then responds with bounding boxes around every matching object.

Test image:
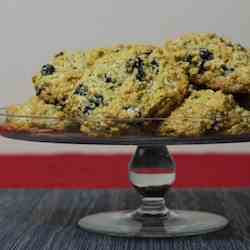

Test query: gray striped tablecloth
[0,189,249,250]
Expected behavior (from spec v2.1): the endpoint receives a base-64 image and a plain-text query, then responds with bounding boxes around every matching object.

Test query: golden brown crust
[159,90,236,136]
[32,48,111,106]
[6,38,250,137]
[64,45,188,136]
[6,96,78,131]
[165,33,250,93]
[221,106,250,135]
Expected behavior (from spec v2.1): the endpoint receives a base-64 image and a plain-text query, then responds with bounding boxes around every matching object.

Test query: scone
[65,44,189,136]
[165,33,250,93]
[6,96,78,131]
[32,48,110,107]
[222,106,250,135]
[159,90,236,136]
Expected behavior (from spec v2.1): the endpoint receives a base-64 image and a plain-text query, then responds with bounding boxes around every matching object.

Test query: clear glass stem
[78,144,229,237]
[129,145,176,219]
[135,198,169,218]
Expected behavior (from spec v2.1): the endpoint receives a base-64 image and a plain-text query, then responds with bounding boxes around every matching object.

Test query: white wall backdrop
[0,0,250,154]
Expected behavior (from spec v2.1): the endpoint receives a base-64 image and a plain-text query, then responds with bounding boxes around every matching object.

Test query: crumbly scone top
[165,33,250,93]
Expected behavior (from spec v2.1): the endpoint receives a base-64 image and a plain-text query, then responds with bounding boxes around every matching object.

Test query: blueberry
[53,98,60,106]
[151,59,159,67]
[35,86,43,96]
[134,57,144,68]
[83,100,99,115]
[126,57,146,81]
[83,106,92,115]
[84,95,104,115]
[41,64,56,76]
[136,67,145,81]
[74,84,88,96]
[93,95,104,107]
[236,43,247,51]
[135,57,145,81]
[55,51,64,57]
[62,96,67,101]
[185,55,193,64]
[151,59,159,73]
[198,49,214,74]
[221,65,234,76]
[61,96,68,103]
[199,48,214,61]
[104,74,113,83]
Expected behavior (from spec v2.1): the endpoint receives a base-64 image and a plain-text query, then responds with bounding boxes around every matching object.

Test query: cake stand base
[78,209,228,238]
[78,145,229,238]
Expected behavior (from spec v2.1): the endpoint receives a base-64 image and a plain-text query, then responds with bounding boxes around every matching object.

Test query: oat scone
[159,90,236,137]
[32,48,110,107]
[6,96,78,131]
[222,106,250,135]
[165,33,250,93]
[65,45,189,136]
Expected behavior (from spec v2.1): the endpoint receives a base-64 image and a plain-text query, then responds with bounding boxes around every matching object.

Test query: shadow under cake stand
[2,124,250,238]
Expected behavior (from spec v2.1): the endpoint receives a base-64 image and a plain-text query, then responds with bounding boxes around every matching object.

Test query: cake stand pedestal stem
[78,145,229,237]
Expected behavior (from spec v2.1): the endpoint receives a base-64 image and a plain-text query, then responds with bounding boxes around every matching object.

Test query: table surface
[0,189,249,250]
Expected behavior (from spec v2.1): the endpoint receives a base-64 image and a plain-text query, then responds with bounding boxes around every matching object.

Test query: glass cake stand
[1,107,250,238]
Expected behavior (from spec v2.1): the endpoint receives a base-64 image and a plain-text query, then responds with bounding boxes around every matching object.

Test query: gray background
[0,0,250,153]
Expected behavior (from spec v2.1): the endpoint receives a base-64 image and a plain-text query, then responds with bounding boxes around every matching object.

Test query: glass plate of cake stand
[1,107,250,238]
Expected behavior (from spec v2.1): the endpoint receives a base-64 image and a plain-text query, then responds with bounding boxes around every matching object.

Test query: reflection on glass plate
[1,107,250,145]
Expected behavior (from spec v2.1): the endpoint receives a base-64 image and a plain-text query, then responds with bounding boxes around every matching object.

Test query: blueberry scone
[32,48,110,107]
[159,90,236,136]
[65,44,189,136]
[222,106,250,135]
[165,33,250,93]
[6,96,78,131]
